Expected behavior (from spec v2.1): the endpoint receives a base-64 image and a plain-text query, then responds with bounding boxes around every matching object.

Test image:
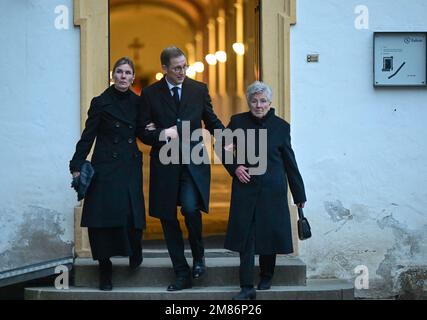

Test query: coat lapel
[179,77,193,113]
[158,78,178,116]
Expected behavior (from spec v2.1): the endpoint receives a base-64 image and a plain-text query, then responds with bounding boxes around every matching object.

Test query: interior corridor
[110,0,260,239]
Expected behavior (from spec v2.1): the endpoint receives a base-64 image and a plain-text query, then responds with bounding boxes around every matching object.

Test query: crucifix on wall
[128,37,148,91]
[128,37,144,62]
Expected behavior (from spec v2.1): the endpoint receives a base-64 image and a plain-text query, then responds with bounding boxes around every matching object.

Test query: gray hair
[246,81,273,106]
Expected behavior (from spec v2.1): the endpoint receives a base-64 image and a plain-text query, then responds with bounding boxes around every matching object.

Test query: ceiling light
[215,51,227,63]
[232,42,245,55]
[205,54,217,66]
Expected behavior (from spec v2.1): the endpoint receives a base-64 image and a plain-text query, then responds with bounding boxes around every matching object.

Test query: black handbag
[297,207,312,240]
[71,160,94,201]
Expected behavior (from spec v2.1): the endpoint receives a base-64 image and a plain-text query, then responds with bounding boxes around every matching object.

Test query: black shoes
[257,276,272,290]
[167,275,192,291]
[99,259,113,291]
[192,257,206,279]
[166,255,205,291]
[129,250,143,270]
[232,287,256,300]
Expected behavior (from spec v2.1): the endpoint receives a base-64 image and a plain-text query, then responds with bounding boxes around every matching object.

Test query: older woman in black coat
[70,57,147,291]
[222,81,307,300]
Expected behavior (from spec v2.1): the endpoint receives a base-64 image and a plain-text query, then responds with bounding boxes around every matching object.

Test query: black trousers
[239,217,277,288]
[161,166,204,277]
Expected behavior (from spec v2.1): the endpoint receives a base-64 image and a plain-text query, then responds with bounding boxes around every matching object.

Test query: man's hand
[165,125,178,140]
[145,122,156,131]
[235,165,251,184]
[224,143,234,152]
[296,202,305,208]
[72,172,80,178]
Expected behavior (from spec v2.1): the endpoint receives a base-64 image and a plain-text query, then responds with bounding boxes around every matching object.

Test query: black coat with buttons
[70,86,145,229]
[139,77,224,220]
[223,109,306,254]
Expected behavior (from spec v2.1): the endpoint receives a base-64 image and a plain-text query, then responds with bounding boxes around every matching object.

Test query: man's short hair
[161,47,186,66]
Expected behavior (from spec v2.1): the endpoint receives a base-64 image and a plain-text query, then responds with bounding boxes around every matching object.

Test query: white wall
[291,0,427,298]
[1,0,425,297]
[0,0,80,273]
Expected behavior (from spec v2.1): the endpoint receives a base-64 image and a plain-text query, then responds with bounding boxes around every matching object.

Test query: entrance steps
[25,250,354,300]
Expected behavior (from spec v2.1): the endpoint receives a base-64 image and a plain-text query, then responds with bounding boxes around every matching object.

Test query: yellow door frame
[73,0,109,257]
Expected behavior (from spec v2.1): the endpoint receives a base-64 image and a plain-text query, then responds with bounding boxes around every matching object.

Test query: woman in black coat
[223,81,307,300]
[70,57,146,291]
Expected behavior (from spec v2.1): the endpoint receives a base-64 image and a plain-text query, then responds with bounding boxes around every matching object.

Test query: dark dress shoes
[192,257,206,279]
[99,278,113,291]
[129,250,143,270]
[167,276,192,291]
[232,287,256,300]
[257,276,272,290]
[99,259,113,291]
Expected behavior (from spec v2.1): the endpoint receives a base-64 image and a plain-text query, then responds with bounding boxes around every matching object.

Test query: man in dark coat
[139,47,224,291]
[221,81,306,300]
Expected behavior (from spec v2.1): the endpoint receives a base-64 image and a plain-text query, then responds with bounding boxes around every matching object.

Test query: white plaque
[374,32,426,87]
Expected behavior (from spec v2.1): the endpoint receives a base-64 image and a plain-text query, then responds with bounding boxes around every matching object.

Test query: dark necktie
[172,87,180,111]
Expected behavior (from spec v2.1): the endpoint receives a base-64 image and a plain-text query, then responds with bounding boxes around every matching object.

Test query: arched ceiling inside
[110,0,210,30]
[110,4,196,84]
[109,0,225,86]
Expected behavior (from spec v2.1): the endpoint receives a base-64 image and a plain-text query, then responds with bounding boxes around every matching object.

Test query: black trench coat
[223,109,306,254]
[70,86,145,229]
[139,77,224,220]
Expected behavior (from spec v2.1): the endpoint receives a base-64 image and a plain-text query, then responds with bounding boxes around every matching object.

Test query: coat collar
[248,108,276,126]
[99,86,136,125]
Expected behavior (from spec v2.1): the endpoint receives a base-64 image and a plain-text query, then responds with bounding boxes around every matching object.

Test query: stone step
[73,255,306,288]
[25,279,354,300]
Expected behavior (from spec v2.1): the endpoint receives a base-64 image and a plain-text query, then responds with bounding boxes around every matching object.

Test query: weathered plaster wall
[291,0,427,298]
[0,0,79,273]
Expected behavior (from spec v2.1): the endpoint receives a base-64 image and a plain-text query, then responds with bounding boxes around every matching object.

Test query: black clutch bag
[297,207,312,240]
[71,160,94,201]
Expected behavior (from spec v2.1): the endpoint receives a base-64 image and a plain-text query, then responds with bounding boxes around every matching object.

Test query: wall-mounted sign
[374,32,426,87]
[307,54,319,63]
